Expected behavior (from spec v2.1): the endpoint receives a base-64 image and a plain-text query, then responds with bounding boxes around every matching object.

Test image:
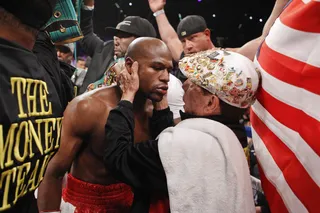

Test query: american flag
[251,0,320,212]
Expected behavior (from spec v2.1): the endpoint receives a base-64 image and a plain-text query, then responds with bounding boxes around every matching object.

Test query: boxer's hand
[118,62,139,103]
[148,0,166,13]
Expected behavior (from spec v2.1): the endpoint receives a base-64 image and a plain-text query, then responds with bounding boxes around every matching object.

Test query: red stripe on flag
[257,88,320,157]
[280,0,320,33]
[258,42,320,95]
[256,161,289,213]
[251,109,320,212]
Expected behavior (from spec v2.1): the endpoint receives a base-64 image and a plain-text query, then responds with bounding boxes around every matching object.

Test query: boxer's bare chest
[71,97,153,184]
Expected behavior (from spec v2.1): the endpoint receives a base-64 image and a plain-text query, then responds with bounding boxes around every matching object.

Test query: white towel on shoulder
[158,118,255,213]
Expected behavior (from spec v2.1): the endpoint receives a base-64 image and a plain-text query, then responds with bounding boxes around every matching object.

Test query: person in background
[0,1,65,212]
[149,0,215,63]
[148,0,291,63]
[78,0,157,94]
[76,57,87,69]
[72,57,88,88]
[56,45,74,65]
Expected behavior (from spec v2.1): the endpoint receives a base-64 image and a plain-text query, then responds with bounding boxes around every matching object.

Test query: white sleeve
[167,74,185,119]
[82,4,94,11]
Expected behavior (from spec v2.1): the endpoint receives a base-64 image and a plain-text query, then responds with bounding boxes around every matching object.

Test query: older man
[104,49,260,212]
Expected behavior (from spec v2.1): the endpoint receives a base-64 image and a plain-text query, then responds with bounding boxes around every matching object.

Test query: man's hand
[148,0,166,13]
[118,62,139,103]
[110,59,126,76]
[83,0,94,7]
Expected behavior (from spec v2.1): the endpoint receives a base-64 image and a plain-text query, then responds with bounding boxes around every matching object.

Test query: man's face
[182,79,215,116]
[135,46,173,102]
[114,32,136,58]
[181,30,211,54]
[57,51,73,64]
[76,60,86,69]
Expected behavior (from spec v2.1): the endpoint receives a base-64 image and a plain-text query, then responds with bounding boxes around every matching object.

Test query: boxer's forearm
[37,163,64,211]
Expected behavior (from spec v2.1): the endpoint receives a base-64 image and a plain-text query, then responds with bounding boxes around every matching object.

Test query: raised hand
[148,0,166,13]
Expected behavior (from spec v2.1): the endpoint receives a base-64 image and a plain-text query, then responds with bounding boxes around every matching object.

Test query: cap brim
[105,27,138,37]
[105,27,119,36]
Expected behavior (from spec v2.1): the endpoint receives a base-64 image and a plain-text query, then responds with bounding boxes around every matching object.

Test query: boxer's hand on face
[119,62,139,103]
[148,0,166,13]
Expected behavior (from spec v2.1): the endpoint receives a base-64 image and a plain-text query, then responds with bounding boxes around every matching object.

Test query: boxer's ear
[125,57,134,74]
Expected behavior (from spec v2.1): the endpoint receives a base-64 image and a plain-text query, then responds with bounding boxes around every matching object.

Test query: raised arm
[79,0,104,57]
[148,0,183,62]
[235,0,290,60]
[37,99,96,212]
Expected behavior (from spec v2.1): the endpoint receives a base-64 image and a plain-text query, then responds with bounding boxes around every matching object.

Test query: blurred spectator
[56,44,73,64]
[76,57,86,69]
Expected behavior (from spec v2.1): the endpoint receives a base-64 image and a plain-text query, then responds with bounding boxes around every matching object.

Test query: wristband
[40,211,61,213]
[153,9,165,17]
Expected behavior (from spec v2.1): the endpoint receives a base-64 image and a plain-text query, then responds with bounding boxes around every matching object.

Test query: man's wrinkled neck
[208,41,215,50]
[0,25,37,50]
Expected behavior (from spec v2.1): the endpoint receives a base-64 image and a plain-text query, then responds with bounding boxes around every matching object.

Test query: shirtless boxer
[37,37,173,213]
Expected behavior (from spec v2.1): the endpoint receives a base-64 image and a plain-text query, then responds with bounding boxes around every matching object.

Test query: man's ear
[204,28,211,40]
[204,95,220,115]
[125,57,134,74]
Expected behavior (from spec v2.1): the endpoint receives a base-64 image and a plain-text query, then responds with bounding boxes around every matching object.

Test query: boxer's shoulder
[62,96,107,134]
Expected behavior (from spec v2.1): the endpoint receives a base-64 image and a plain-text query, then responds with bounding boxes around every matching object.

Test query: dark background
[90,0,275,47]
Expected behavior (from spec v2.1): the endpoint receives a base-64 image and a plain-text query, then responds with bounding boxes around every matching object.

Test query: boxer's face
[136,45,173,102]
[114,32,136,58]
[181,29,212,54]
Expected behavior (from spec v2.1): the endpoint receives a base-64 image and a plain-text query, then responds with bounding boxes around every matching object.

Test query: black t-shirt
[0,38,64,213]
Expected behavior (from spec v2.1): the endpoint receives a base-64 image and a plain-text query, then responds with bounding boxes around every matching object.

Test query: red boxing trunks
[62,174,133,213]
[149,195,170,213]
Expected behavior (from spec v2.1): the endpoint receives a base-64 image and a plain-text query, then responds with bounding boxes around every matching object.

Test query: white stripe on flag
[251,126,308,213]
[265,19,320,68]
[303,0,320,3]
[255,58,320,122]
[252,101,320,187]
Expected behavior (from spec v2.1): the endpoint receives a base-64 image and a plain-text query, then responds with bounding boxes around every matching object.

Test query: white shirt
[167,74,185,119]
